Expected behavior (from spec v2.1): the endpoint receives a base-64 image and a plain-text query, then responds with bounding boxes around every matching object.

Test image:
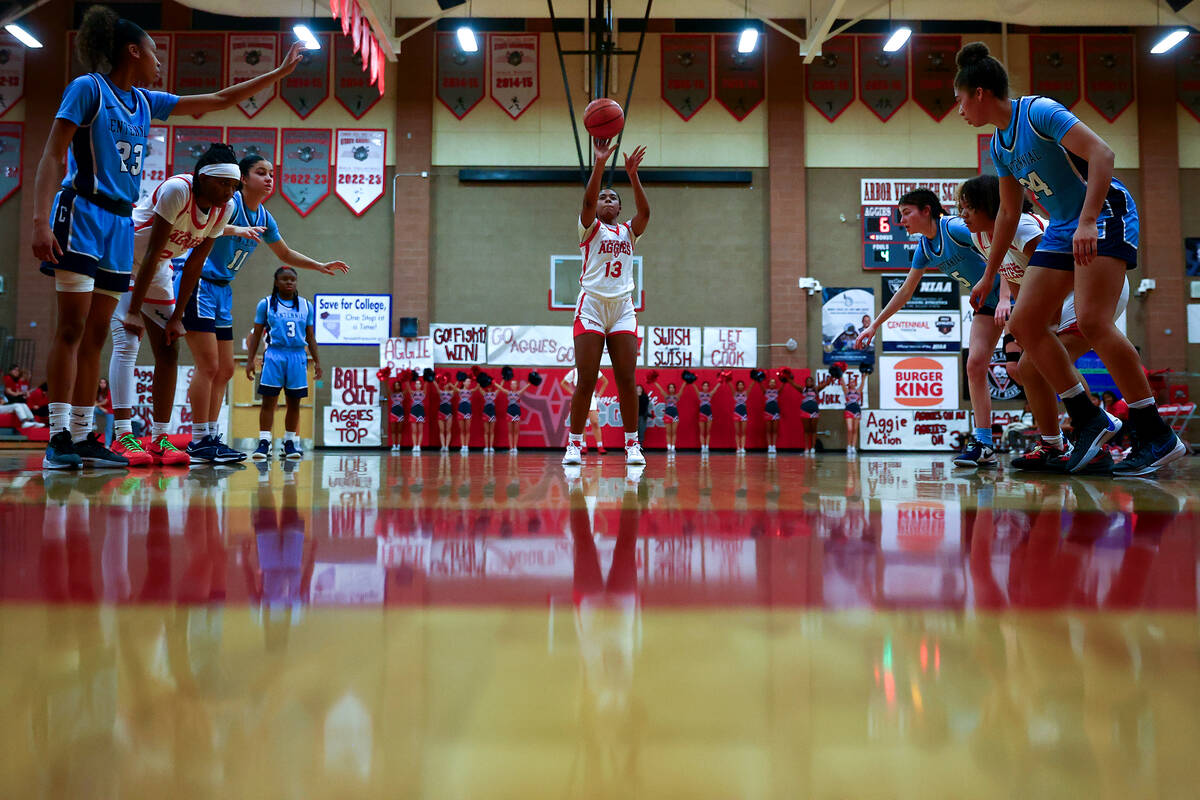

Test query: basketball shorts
[508,403,521,421]
[573,291,637,338]
[180,275,235,340]
[40,189,134,295]
[258,348,309,398]
[1030,186,1139,271]
[1057,278,1130,335]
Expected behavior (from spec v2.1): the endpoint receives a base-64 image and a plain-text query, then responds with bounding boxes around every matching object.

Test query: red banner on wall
[280,128,332,217]
[334,32,382,118]
[660,34,711,121]
[437,32,485,119]
[806,35,855,121]
[174,33,226,118]
[282,33,331,118]
[911,35,960,121]
[1029,35,1080,109]
[0,122,20,206]
[857,35,907,122]
[714,34,764,121]
[171,125,223,175]
[1179,35,1200,123]
[1083,34,1134,122]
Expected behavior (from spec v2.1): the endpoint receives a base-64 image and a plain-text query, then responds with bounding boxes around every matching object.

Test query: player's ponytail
[959,174,1034,220]
[954,41,1009,99]
[897,188,946,220]
[76,5,149,74]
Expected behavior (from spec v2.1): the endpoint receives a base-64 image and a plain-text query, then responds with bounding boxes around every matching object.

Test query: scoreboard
[862,205,917,270]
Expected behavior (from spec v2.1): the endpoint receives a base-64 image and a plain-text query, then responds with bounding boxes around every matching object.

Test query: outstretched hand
[623,145,646,175]
[593,138,618,164]
[278,42,304,76]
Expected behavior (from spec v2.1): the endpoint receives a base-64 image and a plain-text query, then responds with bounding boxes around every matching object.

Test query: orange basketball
[583,98,624,139]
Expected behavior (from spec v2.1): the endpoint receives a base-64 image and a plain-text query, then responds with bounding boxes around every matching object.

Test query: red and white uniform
[575,216,638,338]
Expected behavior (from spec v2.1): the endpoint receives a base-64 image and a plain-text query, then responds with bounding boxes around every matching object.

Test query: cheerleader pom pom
[527,370,543,387]
[860,362,874,376]
[828,363,845,380]
[501,366,514,381]
[470,365,483,377]
[376,368,390,381]
[478,372,494,388]
[720,370,733,383]
[779,367,794,383]
[682,370,697,384]
[455,370,469,383]
[750,369,766,383]
[422,368,436,383]
[646,370,659,383]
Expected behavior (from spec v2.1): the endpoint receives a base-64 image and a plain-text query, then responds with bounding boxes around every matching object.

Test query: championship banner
[334,32,382,118]
[171,126,223,175]
[911,35,960,121]
[138,126,169,205]
[648,326,702,368]
[0,122,21,206]
[1029,35,1080,109]
[282,32,330,118]
[324,406,382,447]
[334,128,386,216]
[314,293,391,345]
[880,274,960,353]
[1083,35,1134,122]
[857,35,907,122]
[330,367,381,408]
[147,33,171,92]
[879,355,959,410]
[227,127,276,170]
[173,33,226,117]
[380,337,435,373]
[805,35,855,122]
[861,409,970,450]
[279,128,332,217]
[714,34,764,121]
[430,323,489,364]
[488,33,539,120]
[228,33,278,118]
[1178,35,1200,123]
[661,34,711,121]
[821,288,875,365]
[0,34,26,118]
[702,327,757,368]
[487,325,574,367]
[436,31,485,119]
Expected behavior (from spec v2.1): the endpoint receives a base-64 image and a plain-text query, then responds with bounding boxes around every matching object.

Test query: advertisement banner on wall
[314,293,390,345]
[647,326,702,368]
[880,274,961,352]
[380,337,434,373]
[861,178,961,207]
[324,406,381,447]
[960,344,1024,402]
[879,355,959,410]
[860,409,971,450]
[431,323,489,364]
[821,288,875,365]
[228,33,278,117]
[487,325,575,367]
[702,327,757,368]
[334,128,386,216]
[330,367,380,408]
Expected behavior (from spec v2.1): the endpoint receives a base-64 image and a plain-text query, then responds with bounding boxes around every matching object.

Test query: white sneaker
[847,445,857,455]
[440,445,449,452]
[737,447,745,455]
[667,444,675,453]
[460,445,469,454]
[701,445,709,454]
[562,442,583,465]
[509,447,518,454]
[625,442,646,465]
[412,446,421,455]
[767,445,777,455]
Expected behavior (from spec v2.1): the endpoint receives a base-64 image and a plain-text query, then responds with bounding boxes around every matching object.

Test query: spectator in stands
[94,379,114,445]
[4,364,27,404]
[27,382,49,421]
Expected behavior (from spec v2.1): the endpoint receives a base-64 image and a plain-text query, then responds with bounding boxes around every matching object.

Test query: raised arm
[580,138,618,229]
[266,238,350,275]
[855,267,926,349]
[173,43,303,117]
[624,146,650,237]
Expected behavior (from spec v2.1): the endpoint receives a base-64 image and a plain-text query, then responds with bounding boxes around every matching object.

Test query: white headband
[198,163,242,180]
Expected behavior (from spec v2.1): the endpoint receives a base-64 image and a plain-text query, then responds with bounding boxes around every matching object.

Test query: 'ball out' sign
[879,355,959,410]
[330,367,379,408]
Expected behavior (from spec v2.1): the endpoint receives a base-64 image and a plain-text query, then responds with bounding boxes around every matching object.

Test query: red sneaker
[148,434,190,467]
[112,432,154,467]
[596,445,607,454]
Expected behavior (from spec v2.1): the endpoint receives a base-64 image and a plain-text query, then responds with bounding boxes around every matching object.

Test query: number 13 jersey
[578,217,637,299]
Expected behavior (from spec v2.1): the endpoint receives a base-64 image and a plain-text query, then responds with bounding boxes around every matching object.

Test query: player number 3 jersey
[578,217,637,299]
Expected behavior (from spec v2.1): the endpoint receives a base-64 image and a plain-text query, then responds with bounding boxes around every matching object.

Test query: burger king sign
[880,355,959,410]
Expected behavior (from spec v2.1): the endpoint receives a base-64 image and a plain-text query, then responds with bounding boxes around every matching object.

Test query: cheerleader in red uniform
[405,369,433,454]
[782,369,830,457]
[454,372,476,453]
[434,374,455,452]
[649,372,681,455]
[682,371,713,454]
[752,370,782,455]
[383,368,407,452]
[729,375,749,454]
[840,367,863,456]
[476,372,500,453]
[500,366,530,454]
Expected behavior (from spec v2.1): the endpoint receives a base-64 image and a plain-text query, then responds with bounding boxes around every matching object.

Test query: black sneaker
[1011,440,1071,472]
[953,437,998,468]
[211,434,248,462]
[187,436,227,464]
[1112,430,1186,478]
[72,432,130,468]
[42,431,82,470]
[1064,410,1121,473]
[1075,448,1115,476]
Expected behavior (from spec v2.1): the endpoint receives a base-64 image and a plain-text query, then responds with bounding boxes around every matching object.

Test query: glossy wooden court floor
[1,449,1197,799]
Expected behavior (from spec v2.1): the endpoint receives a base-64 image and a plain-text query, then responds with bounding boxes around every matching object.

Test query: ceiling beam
[803,0,847,63]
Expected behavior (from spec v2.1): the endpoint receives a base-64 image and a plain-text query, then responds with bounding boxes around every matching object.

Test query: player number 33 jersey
[578,217,637,299]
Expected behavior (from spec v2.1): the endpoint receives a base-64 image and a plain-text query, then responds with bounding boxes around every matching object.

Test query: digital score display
[862,205,917,270]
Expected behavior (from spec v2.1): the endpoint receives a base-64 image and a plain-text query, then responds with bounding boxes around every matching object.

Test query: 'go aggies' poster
[821,287,875,365]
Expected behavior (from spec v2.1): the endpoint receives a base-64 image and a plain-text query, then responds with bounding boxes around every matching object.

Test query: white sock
[114,418,133,437]
[152,421,170,438]
[260,430,271,442]
[569,432,583,446]
[285,431,298,443]
[1042,434,1064,448]
[625,432,639,447]
[49,402,71,435]
[192,421,210,443]
[70,406,92,443]
[1128,396,1155,409]
[1060,383,1085,399]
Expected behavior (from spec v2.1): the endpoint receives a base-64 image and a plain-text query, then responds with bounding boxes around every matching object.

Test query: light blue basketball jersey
[989,96,1134,225]
[204,191,282,282]
[256,295,314,349]
[910,216,1000,307]
[56,74,177,205]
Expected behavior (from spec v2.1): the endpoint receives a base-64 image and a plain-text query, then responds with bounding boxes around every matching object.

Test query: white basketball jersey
[131,174,234,301]
[578,217,637,299]
[971,212,1047,285]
